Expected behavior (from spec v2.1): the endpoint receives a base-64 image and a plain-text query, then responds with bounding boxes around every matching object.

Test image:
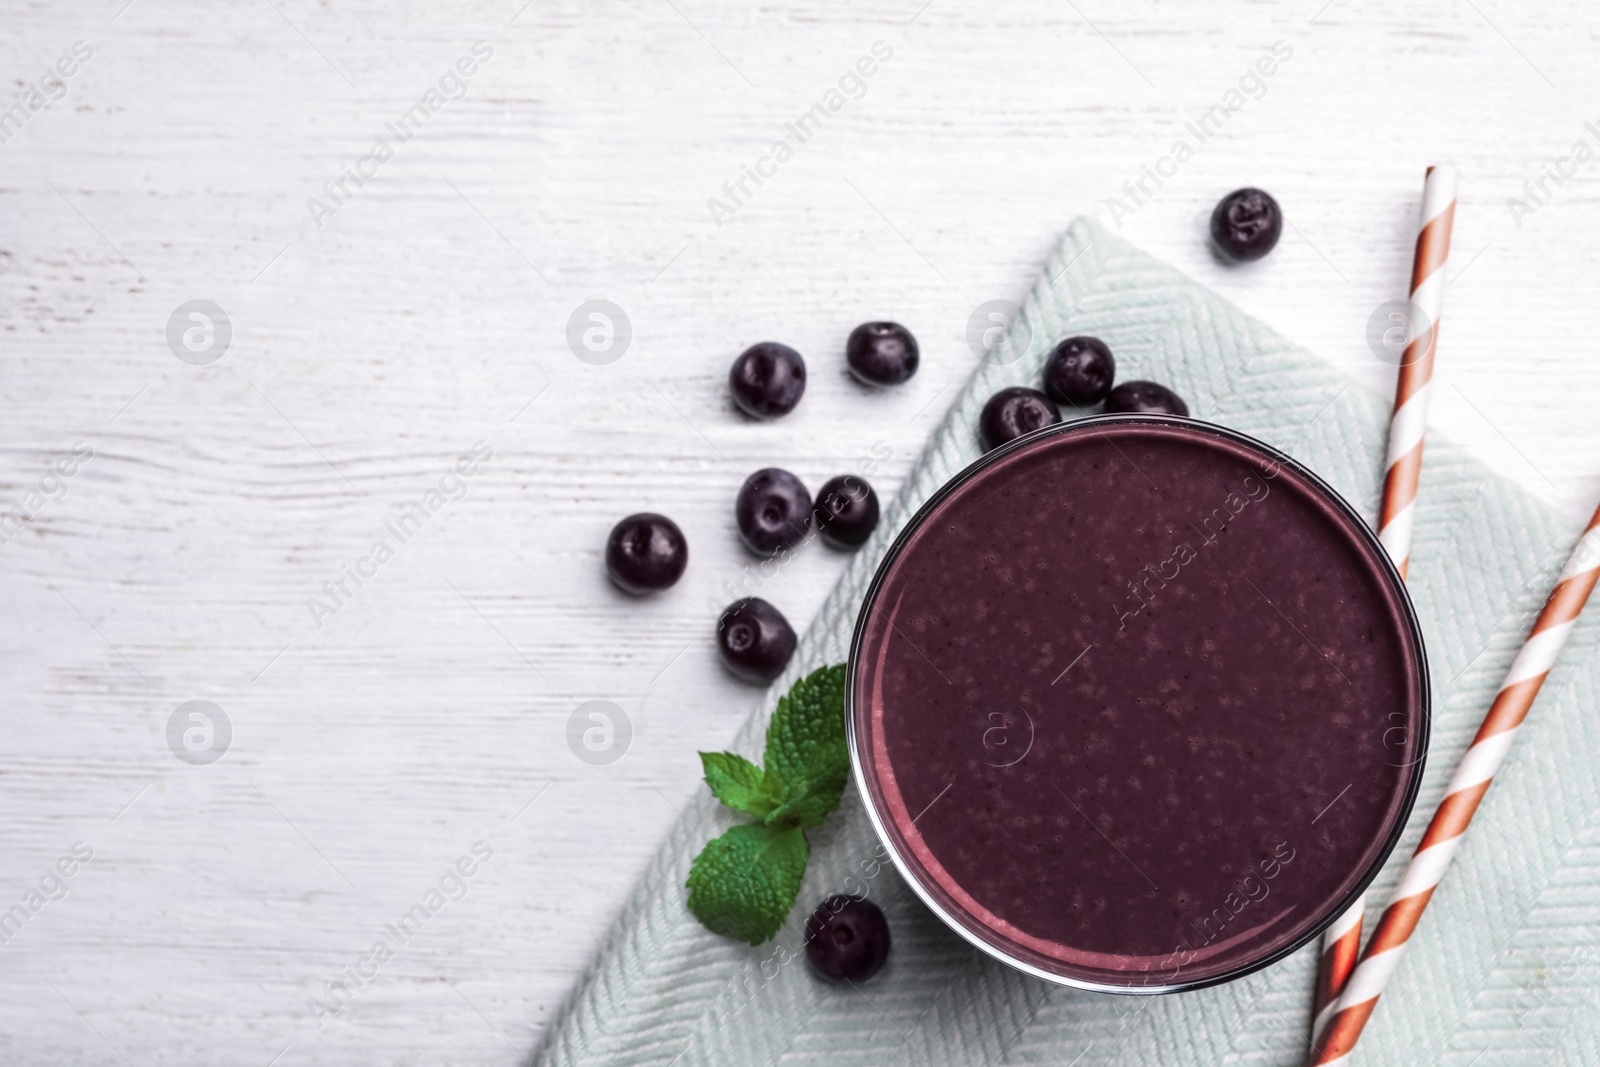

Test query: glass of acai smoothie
[848,414,1428,992]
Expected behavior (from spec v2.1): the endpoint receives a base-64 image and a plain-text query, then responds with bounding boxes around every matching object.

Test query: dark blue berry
[846,322,919,386]
[1105,380,1189,417]
[1210,188,1282,262]
[736,468,812,556]
[979,387,1060,451]
[730,342,806,418]
[605,513,688,594]
[716,598,796,684]
[805,895,891,982]
[813,476,879,549]
[1043,336,1116,406]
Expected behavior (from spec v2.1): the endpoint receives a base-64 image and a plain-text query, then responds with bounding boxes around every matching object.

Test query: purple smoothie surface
[850,418,1427,989]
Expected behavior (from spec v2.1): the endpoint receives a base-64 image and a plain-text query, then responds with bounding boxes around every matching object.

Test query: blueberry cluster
[605,323,918,684]
[979,334,1190,452]
[976,187,1285,452]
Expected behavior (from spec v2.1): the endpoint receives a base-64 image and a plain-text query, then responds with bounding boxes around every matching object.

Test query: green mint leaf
[761,663,849,829]
[763,769,848,830]
[699,751,777,818]
[685,822,809,945]
[686,663,851,944]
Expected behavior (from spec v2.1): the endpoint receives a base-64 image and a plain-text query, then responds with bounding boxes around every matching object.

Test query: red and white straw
[1376,165,1459,579]
[1309,165,1459,1046]
[1309,502,1600,1066]
[1310,901,1364,1042]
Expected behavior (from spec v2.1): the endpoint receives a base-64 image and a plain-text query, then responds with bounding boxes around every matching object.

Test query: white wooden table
[3,1,1597,1063]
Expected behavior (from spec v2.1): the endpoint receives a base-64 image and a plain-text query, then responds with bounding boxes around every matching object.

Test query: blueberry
[1043,336,1116,407]
[716,597,797,684]
[846,322,919,386]
[605,513,688,595]
[1105,380,1190,417]
[1210,188,1283,262]
[735,468,812,556]
[979,387,1061,451]
[813,475,879,549]
[805,895,891,982]
[730,342,806,418]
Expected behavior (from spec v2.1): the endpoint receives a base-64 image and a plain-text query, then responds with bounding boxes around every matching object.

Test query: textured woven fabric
[534,219,1600,1067]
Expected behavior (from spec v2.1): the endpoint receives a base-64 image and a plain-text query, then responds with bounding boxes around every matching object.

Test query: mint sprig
[686,663,848,944]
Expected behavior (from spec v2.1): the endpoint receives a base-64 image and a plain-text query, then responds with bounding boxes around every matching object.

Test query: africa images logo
[705,41,894,227]
[167,701,232,766]
[306,42,494,229]
[1102,41,1293,227]
[0,41,93,147]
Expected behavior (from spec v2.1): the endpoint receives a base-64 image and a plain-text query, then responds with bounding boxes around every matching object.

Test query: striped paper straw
[1376,165,1459,578]
[1309,502,1600,1066]
[1310,901,1364,1043]
[1309,165,1459,1045]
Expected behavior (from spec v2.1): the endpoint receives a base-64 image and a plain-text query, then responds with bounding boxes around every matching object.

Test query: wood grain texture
[2,0,1598,1063]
